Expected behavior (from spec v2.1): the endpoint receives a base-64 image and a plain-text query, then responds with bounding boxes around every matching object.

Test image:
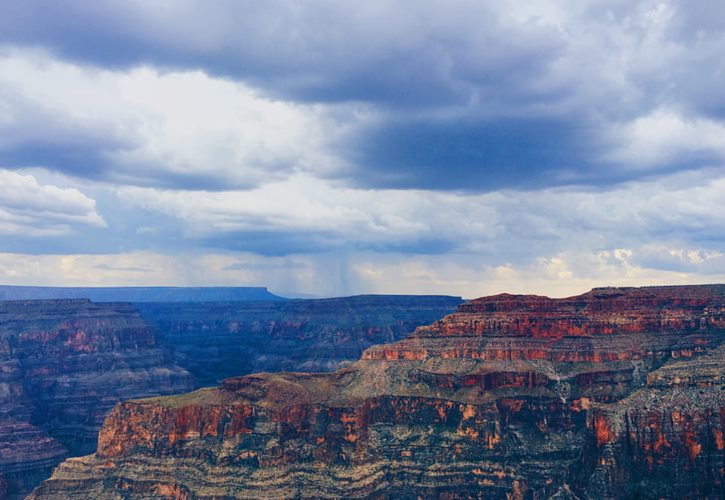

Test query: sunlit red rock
[31,285,725,499]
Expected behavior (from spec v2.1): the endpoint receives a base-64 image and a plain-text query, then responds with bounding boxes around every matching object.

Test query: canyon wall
[31,285,724,499]
[138,295,463,385]
[0,294,460,497]
[0,299,195,497]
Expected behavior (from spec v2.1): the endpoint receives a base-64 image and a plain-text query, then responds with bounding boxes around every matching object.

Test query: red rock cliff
[31,285,725,499]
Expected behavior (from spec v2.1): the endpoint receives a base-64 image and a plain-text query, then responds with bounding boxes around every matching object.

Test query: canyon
[0,294,460,498]
[0,299,196,496]
[141,295,463,385]
[29,285,724,499]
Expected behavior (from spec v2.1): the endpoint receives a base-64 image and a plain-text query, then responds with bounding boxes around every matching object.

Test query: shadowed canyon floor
[29,285,725,499]
[0,295,460,497]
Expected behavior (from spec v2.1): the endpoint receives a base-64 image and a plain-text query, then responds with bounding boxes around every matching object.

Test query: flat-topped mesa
[0,285,286,302]
[30,285,725,499]
[413,285,725,339]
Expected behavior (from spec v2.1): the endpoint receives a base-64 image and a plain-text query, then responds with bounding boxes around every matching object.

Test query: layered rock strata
[0,300,195,497]
[0,294,460,496]
[31,285,725,499]
[138,295,463,385]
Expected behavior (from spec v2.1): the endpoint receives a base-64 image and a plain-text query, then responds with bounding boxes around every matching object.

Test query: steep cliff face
[137,295,463,385]
[0,299,195,497]
[581,344,725,498]
[0,421,66,499]
[31,285,725,499]
[0,294,460,496]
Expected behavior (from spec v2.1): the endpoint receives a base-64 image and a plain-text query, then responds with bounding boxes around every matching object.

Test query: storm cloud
[0,0,723,295]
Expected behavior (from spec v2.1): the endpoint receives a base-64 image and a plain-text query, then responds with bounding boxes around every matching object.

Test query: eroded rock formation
[0,294,460,497]
[31,285,725,499]
[0,299,195,497]
[138,295,463,384]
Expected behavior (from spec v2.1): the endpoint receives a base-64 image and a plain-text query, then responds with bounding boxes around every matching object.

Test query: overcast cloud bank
[0,0,723,296]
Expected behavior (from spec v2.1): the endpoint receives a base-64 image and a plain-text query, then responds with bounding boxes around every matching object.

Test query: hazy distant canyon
[0,290,460,497]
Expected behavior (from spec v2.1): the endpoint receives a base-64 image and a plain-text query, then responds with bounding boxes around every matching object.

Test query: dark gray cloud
[1,139,124,182]
[200,230,457,257]
[0,1,723,295]
[109,167,725,267]
[347,117,600,190]
[0,1,559,106]
[1,0,719,112]
[2,0,725,192]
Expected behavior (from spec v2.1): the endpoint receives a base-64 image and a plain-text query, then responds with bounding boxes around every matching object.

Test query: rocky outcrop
[0,294,460,496]
[0,421,65,499]
[30,285,725,499]
[0,299,195,497]
[580,344,725,498]
[0,302,67,498]
[138,295,463,385]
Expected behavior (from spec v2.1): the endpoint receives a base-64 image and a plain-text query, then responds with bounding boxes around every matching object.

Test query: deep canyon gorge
[13,284,725,499]
[0,293,460,497]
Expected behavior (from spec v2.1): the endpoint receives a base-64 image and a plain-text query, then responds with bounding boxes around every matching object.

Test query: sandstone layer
[138,295,463,385]
[31,285,725,499]
[0,299,195,497]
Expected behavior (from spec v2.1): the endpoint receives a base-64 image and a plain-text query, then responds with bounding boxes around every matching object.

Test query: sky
[0,0,724,298]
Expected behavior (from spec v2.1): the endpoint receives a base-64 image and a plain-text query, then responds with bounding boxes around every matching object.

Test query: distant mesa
[0,285,287,302]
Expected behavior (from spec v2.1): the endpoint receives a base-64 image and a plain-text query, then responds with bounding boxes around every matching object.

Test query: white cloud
[115,168,725,257]
[0,252,183,286]
[0,2,723,296]
[2,2,725,189]
[605,109,725,167]
[0,251,340,297]
[1,246,722,299]
[0,169,105,236]
[0,48,358,188]
[349,249,725,298]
